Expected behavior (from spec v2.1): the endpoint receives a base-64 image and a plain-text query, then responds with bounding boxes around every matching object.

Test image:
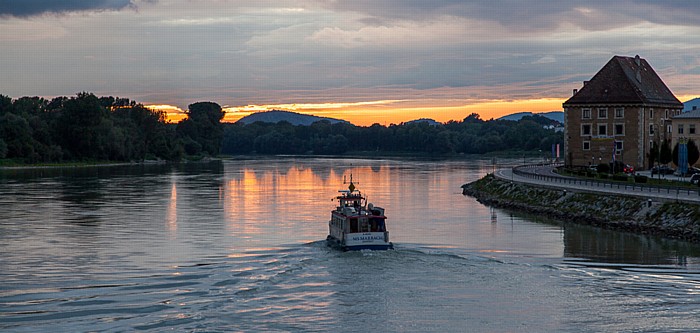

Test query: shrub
[613,174,629,182]
[597,163,610,174]
[634,175,648,183]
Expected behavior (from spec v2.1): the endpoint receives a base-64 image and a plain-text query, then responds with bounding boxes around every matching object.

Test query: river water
[2,157,700,332]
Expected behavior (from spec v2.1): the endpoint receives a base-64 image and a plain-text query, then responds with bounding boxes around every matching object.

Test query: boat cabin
[332,190,387,233]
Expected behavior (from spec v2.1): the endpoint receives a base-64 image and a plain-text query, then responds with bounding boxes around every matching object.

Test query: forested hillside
[221,113,563,156]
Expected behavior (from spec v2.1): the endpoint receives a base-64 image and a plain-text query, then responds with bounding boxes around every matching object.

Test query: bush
[599,173,608,179]
[613,174,629,182]
[609,160,625,173]
[597,163,610,174]
[634,175,648,183]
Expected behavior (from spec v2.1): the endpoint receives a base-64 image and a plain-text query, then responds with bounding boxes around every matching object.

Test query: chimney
[583,81,589,86]
[573,89,578,96]
[635,55,641,66]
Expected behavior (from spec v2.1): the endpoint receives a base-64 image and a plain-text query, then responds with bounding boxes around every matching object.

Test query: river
[1,157,700,332]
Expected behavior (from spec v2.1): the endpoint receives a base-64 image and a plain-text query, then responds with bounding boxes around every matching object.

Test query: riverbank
[462,174,700,242]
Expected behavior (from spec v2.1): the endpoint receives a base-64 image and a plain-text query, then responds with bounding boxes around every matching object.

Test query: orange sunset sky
[151,98,568,126]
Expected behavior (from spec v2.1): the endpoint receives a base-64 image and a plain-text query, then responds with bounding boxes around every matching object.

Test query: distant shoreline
[0,160,171,171]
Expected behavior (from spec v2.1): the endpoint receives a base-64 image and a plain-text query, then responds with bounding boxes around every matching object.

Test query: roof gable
[564,55,682,107]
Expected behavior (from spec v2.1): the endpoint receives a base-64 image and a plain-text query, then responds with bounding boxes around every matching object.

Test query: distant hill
[404,118,440,126]
[684,97,700,112]
[497,111,563,123]
[236,110,351,126]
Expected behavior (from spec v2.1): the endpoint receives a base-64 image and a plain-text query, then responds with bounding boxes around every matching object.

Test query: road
[493,164,700,204]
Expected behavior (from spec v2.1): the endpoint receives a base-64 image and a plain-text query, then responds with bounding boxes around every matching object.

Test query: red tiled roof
[563,55,682,107]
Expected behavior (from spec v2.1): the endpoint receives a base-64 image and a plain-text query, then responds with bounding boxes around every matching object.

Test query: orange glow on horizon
[218,98,566,126]
[150,97,571,126]
[146,104,187,123]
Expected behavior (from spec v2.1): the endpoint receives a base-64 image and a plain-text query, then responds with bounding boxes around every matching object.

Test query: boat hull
[326,233,394,251]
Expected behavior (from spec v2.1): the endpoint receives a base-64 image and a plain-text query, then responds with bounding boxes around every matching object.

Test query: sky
[1,0,700,126]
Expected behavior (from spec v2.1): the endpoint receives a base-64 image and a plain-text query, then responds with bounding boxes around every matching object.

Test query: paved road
[493,165,700,204]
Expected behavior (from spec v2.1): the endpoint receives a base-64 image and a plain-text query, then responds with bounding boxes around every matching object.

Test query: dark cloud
[0,0,140,18]
[317,0,700,30]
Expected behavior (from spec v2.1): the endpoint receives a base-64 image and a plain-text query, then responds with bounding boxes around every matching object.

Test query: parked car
[651,165,675,175]
[623,164,634,174]
[691,174,700,185]
[675,167,700,177]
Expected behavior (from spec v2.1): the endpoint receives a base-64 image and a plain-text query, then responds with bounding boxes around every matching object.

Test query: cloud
[0,0,143,18]
[315,0,700,31]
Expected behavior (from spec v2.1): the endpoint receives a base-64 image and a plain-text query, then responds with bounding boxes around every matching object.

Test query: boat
[326,176,393,251]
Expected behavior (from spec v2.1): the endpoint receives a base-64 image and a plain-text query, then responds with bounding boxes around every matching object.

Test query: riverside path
[493,164,700,204]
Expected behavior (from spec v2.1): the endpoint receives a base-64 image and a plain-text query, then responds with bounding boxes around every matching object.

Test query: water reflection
[167,176,178,238]
[563,223,700,266]
[5,158,700,332]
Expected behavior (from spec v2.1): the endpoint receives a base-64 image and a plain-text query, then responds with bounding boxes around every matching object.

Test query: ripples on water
[2,159,700,332]
[0,243,502,332]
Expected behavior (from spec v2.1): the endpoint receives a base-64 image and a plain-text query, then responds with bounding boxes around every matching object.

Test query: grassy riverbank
[463,174,700,242]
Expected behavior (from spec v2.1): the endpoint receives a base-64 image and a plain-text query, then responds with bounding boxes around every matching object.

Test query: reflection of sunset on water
[166,177,178,238]
[223,163,395,245]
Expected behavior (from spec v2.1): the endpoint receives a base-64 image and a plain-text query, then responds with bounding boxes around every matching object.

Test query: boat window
[360,219,369,232]
[350,218,358,233]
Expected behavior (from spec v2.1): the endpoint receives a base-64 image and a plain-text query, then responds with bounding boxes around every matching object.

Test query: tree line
[221,113,563,156]
[0,93,224,163]
[0,92,564,164]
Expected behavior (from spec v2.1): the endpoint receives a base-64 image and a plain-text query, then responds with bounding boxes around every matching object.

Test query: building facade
[671,109,700,167]
[563,55,683,170]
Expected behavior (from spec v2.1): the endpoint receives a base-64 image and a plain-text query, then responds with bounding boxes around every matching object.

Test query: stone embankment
[462,174,700,242]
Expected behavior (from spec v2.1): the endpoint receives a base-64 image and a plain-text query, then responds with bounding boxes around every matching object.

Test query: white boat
[327,177,393,251]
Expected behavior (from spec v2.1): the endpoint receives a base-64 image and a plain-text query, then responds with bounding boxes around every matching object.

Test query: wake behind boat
[327,176,393,251]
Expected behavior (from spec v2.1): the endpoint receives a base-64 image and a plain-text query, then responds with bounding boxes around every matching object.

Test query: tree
[689,139,700,167]
[463,113,483,123]
[660,140,672,165]
[647,141,659,169]
[0,94,13,115]
[0,112,35,159]
[672,139,700,170]
[0,138,7,158]
[56,92,111,160]
[177,102,225,156]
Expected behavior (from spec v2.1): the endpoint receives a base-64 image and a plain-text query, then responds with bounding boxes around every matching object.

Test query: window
[583,141,590,150]
[678,124,684,135]
[615,108,624,118]
[598,108,608,119]
[614,141,623,154]
[614,124,624,136]
[582,108,591,119]
[691,124,696,134]
[581,124,591,136]
[665,109,669,119]
[650,109,654,119]
[598,124,607,136]
[649,124,655,136]
[668,125,672,134]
